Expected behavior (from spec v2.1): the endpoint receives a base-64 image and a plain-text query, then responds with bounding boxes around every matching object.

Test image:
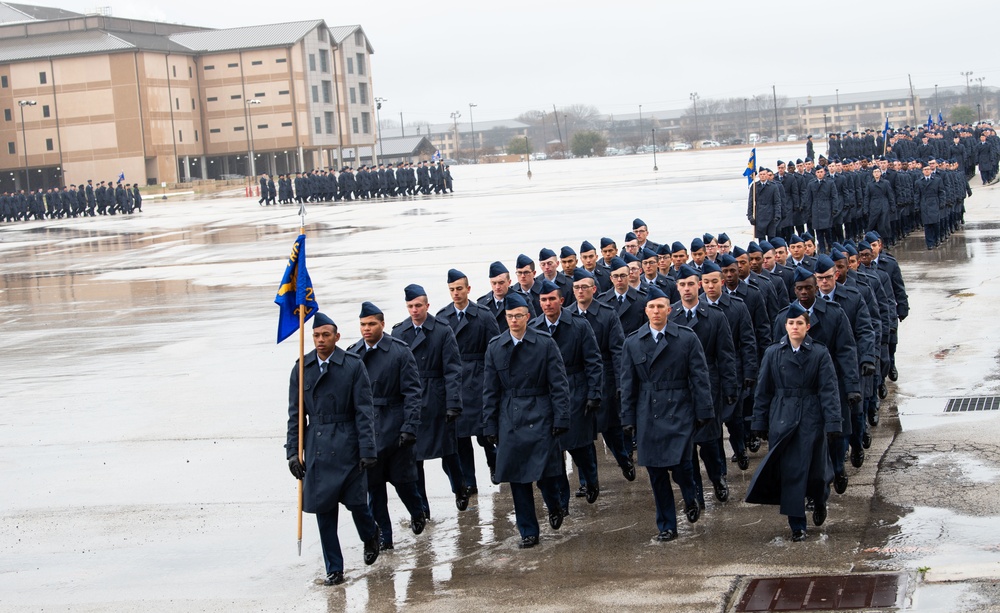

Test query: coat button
[529,424,533,428]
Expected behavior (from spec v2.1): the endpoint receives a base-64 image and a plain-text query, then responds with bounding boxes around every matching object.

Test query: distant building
[380,119,529,161]
[0,4,378,191]
[374,135,436,165]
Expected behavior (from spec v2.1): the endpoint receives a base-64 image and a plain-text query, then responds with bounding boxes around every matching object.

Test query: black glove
[898,314,907,322]
[752,429,768,440]
[486,434,498,446]
[360,457,377,470]
[861,362,876,377]
[586,399,601,414]
[445,408,461,423]
[695,417,712,429]
[743,378,755,391]
[288,456,305,480]
[827,432,841,444]
[725,395,737,406]
[398,432,416,447]
[847,392,862,407]
[551,426,568,437]
[622,425,636,438]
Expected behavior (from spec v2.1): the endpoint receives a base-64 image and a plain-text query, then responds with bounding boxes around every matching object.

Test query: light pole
[245,99,261,177]
[375,97,386,165]
[743,98,749,144]
[977,104,982,123]
[450,110,461,160]
[468,102,478,164]
[961,71,973,104]
[689,92,699,143]
[651,128,658,171]
[564,114,570,158]
[934,84,939,113]
[17,100,36,191]
[975,77,986,109]
[525,135,531,179]
[638,104,643,148]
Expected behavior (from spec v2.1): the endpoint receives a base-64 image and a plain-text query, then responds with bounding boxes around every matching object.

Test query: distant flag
[274,234,318,343]
[117,170,125,183]
[743,148,757,185]
[926,114,932,130]
[938,111,944,125]
[882,115,890,140]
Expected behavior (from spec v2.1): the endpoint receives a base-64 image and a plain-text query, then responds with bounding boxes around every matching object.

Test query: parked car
[784,133,798,141]
[700,140,721,148]
[670,142,692,151]
[530,152,548,161]
[726,138,745,146]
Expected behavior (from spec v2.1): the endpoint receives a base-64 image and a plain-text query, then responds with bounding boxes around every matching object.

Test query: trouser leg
[647,466,677,533]
[509,482,539,539]
[316,508,344,575]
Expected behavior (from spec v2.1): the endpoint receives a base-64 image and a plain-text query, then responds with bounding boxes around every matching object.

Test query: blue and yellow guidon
[274,234,318,343]
[743,148,757,185]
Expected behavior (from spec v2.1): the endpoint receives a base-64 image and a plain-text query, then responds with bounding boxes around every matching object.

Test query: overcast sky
[55,0,997,124]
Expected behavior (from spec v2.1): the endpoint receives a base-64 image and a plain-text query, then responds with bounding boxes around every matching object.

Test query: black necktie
[653,332,660,344]
[319,361,328,375]
[618,295,625,305]
[497,299,504,311]
[548,324,556,335]
[686,310,693,322]
[824,294,831,301]
[457,311,464,321]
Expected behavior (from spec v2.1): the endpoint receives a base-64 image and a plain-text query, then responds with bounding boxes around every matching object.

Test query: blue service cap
[538,279,560,295]
[622,251,641,264]
[787,302,809,320]
[732,246,748,258]
[516,254,533,269]
[815,255,835,273]
[641,247,658,261]
[701,260,722,274]
[656,243,672,256]
[646,285,669,301]
[580,240,596,254]
[360,301,382,318]
[609,256,628,271]
[858,240,872,251]
[404,284,427,301]
[770,237,787,249]
[539,247,557,261]
[489,261,509,278]
[801,231,814,242]
[864,231,881,244]
[703,233,716,244]
[676,264,701,280]
[691,237,706,251]
[447,268,467,283]
[600,237,616,249]
[718,232,731,243]
[831,249,847,262]
[792,266,815,283]
[625,232,637,242]
[832,242,846,253]
[671,241,686,254]
[505,292,529,310]
[718,253,737,268]
[759,240,774,252]
[313,312,335,329]
[747,241,763,254]
[844,244,859,256]
[789,234,804,245]
[573,268,595,282]
[633,217,647,230]
[560,245,576,258]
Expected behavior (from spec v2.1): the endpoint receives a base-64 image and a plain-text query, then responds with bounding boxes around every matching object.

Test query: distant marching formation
[257,161,455,205]
[285,219,909,586]
[0,179,142,223]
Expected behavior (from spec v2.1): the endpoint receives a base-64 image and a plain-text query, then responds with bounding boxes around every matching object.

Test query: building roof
[377,136,433,157]
[170,19,324,53]
[0,2,81,23]
[112,30,198,55]
[380,118,529,139]
[0,29,134,62]
[328,24,374,53]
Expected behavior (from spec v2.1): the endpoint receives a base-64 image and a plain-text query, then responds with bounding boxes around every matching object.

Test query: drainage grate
[736,574,903,611]
[945,396,1000,412]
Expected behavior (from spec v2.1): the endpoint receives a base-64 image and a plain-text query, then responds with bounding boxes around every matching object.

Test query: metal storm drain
[735,574,904,611]
[945,396,1000,412]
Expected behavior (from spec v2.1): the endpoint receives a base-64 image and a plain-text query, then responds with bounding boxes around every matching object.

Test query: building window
[228,63,238,68]
[359,83,368,105]
[311,86,318,103]
[352,117,358,134]
[234,126,244,132]
[349,87,356,104]
[191,98,195,110]
[175,98,180,110]
[308,54,316,71]
[324,111,333,134]
[172,65,176,78]
[39,71,46,84]
[1,75,8,88]
[278,90,289,95]
[355,31,363,46]
[356,54,365,75]
[210,128,221,133]
[254,92,265,98]
[3,109,9,121]
[207,97,218,102]
[42,105,50,118]
[8,142,15,154]
[276,58,286,64]
[204,65,215,71]
[251,60,262,66]
[318,28,326,42]
[257,124,268,130]
[194,130,198,142]
[314,117,321,134]
[281,121,292,127]
[188,66,192,78]
[178,130,183,142]
[231,94,241,100]
[322,81,331,104]
[45,138,53,151]
[319,49,329,73]
[361,112,370,134]
[347,57,353,74]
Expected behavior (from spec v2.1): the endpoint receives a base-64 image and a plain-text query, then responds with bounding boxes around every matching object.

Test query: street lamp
[743,98,749,144]
[450,110,461,160]
[374,97,387,166]
[638,104,643,147]
[17,100,36,191]
[563,114,570,158]
[690,92,699,143]
[977,104,982,123]
[468,103,478,164]
[525,136,532,179]
[245,99,261,177]
[651,128,658,171]
[934,84,938,113]
[961,71,973,104]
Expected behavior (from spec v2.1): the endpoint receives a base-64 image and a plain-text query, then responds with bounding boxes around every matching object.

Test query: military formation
[0,179,142,222]
[748,122,996,254]
[284,217,911,585]
[258,161,455,206]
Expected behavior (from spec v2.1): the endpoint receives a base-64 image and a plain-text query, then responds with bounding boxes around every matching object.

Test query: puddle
[917,452,1000,483]
[868,507,1000,574]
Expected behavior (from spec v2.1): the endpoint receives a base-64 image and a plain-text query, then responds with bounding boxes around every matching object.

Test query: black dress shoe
[869,407,881,425]
[813,503,827,526]
[363,528,380,566]
[575,485,588,498]
[656,530,678,542]
[519,535,539,549]
[548,509,564,531]
[791,530,807,542]
[466,485,478,496]
[834,473,848,494]
[698,498,706,510]
[490,468,499,485]
[713,478,730,502]
[379,541,394,551]
[455,487,470,511]
[737,454,750,471]
[324,571,345,585]
[850,449,865,468]
[586,484,600,504]
[684,499,700,524]
[805,497,815,511]
[622,459,636,481]
[878,384,888,400]
[411,514,426,535]
[862,431,872,449]
[889,364,898,381]
[747,436,761,453]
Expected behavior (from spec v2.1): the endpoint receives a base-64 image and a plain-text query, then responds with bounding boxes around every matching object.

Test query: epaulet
[625,328,640,339]
[434,306,451,317]
[391,321,406,329]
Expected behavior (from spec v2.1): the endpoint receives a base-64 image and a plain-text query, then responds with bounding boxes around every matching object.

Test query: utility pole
[552,103,564,157]
[400,111,404,138]
[772,85,779,140]
[450,110,461,160]
[689,92,699,142]
[468,102,478,164]
[961,71,974,105]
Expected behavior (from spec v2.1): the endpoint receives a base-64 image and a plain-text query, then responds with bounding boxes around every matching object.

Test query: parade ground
[2,145,1000,612]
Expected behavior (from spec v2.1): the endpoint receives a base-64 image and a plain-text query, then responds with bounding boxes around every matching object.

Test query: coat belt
[640,380,687,391]
[507,387,546,397]
[420,370,444,378]
[775,388,816,397]
[314,413,354,424]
